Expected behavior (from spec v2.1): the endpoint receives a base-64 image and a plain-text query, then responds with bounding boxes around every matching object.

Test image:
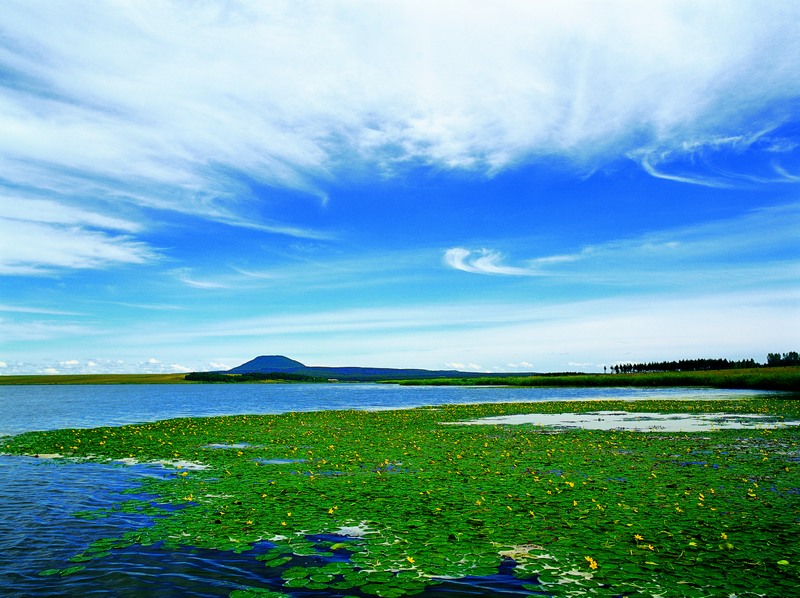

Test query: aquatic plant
[4,396,800,596]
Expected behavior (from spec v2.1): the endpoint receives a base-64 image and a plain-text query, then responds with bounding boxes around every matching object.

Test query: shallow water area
[456,410,800,431]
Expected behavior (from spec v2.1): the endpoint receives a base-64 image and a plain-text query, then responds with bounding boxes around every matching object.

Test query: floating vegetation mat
[4,396,800,596]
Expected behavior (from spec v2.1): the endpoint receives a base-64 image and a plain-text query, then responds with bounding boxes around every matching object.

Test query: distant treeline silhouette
[613,352,799,374]
[184,371,324,383]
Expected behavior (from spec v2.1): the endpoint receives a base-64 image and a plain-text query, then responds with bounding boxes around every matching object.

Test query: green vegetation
[390,367,800,391]
[184,372,326,383]
[4,396,800,596]
[611,351,799,373]
[0,373,192,385]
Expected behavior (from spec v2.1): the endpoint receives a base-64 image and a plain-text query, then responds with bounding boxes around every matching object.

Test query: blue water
[0,384,772,596]
[0,382,763,436]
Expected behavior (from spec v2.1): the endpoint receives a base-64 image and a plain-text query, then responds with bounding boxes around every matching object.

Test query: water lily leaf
[58,565,86,576]
[38,569,61,577]
[260,556,292,568]
[283,577,310,588]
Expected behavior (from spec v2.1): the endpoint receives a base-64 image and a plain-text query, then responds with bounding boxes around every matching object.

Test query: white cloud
[0,319,93,342]
[445,201,800,281]
[59,359,79,366]
[445,362,486,372]
[109,285,799,372]
[171,268,231,290]
[0,218,156,275]
[0,304,83,316]
[3,197,142,232]
[0,0,797,265]
[0,361,7,368]
[444,248,541,276]
[506,362,535,369]
[146,358,161,364]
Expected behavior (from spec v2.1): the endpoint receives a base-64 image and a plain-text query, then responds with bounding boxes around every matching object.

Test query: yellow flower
[634,534,644,541]
[584,556,598,569]
[406,556,415,564]
[720,532,728,540]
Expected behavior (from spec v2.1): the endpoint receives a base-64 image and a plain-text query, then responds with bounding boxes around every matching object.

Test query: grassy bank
[4,396,800,596]
[390,366,800,391]
[0,373,193,385]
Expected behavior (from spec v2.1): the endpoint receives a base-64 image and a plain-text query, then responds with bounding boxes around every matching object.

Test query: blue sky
[2,1,799,374]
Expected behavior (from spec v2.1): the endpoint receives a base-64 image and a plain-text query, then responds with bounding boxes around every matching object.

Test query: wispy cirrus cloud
[171,268,231,290]
[0,304,83,316]
[1,0,799,271]
[445,201,800,282]
[99,286,800,372]
[0,218,156,275]
[444,248,543,276]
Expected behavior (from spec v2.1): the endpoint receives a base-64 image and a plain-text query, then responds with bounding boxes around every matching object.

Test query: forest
[611,351,799,374]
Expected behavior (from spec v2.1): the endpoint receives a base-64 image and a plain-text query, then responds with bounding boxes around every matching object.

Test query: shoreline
[2,366,798,390]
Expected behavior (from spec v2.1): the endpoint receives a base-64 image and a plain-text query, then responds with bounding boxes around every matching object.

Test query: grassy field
[3,366,800,390]
[0,373,194,385]
[390,366,800,391]
[4,395,800,596]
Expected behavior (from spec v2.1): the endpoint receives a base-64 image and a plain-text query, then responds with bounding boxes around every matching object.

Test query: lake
[0,383,776,596]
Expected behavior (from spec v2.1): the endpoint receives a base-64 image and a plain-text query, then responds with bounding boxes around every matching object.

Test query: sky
[1,1,799,375]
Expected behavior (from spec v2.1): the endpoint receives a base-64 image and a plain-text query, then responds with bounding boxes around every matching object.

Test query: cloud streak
[444,248,542,276]
[0,219,156,275]
[2,1,799,279]
[445,201,800,285]
[97,286,800,373]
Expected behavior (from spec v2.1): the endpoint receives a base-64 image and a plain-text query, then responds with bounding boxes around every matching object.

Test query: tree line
[612,352,799,374]
[184,371,325,383]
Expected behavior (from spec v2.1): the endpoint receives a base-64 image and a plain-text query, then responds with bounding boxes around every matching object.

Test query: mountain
[229,355,307,373]
[226,355,530,381]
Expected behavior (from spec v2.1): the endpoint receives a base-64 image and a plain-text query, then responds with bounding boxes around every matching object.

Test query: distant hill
[230,355,307,372]
[227,355,536,381]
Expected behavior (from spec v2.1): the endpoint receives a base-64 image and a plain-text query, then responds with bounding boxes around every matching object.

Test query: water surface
[0,383,767,436]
